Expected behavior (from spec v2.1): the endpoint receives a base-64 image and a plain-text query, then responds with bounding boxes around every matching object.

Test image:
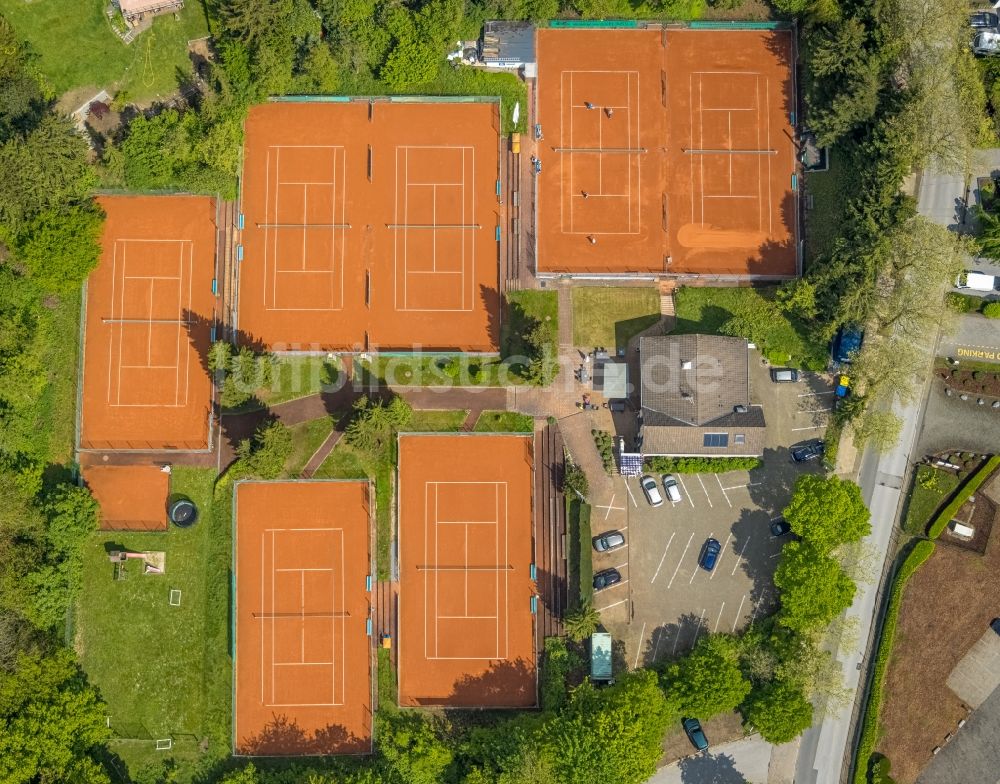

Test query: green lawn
[75,467,230,780]
[572,287,661,351]
[473,410,534,433]
[282,416,334,477]
[377,647,397,710]
[902,465,963,536]
[34,288,82,466]
[359,354,516,387]
[0,0,210,102]
[672,286,828,369]
[804,146,855,266]
[407,409,469,432]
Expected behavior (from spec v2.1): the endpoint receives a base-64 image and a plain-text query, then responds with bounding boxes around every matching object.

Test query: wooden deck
[535,424,567,654]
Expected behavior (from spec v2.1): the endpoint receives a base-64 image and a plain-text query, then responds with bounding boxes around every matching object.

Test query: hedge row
[853,539,936,784]
[926,455,1000,538]
[644,456,762,474]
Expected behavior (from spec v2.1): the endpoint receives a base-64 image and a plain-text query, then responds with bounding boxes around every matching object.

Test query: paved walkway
[301,430,342,478]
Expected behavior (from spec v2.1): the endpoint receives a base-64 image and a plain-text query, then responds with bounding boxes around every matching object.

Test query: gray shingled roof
[639,334,750,426]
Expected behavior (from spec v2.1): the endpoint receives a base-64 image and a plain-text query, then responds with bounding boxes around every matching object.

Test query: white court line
[709,534,731,580]
[713,602,726,633]
[732,595,747,633]
[791,425,825,431]
[715,474,732,507]
[650,532,676,584]
[696,474,713,508]
[633,622,646,670]
[799,390,835,397]
[596,597,628,612]
[676,475,695,507]
[731,537,751,576]
[666,532,695,589]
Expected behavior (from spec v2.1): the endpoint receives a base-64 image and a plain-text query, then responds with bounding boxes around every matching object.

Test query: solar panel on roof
[618,452,643,477]
[703,433,729,448]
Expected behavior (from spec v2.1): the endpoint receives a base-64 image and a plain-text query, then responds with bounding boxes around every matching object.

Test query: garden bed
[936,365,1000,399]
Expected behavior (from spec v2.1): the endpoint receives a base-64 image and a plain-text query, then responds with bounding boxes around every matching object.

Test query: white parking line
[633,622,647,669]
[791,425,825,431]
[750,590,768,623]
[689,533,713,585]
[696,474,713,507]
[709,534,731,580]
[667,532,695,589]
[798,390,835,397]
[612,561,629,570]
[800,407,832,414]
[732,594,747,633]
[769,551,782,559]
[713,602,726,633]
[693,607,707,645]
[623,479,638,507]
[731,537,751,576]
[715,474,732,507]
[676,475,695,507]
[651,627,664,661]
[596,597,628,612]
[650,532,676,584]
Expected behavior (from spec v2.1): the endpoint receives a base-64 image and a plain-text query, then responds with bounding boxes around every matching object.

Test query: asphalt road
[793,161,964,784]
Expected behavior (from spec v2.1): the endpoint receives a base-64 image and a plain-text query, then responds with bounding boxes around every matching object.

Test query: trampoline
[169,498,198,528]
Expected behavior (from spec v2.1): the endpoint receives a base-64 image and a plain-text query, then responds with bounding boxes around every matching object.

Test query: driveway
[597,354,833,667]
[648,734,798,784]
[917,685,1000,784]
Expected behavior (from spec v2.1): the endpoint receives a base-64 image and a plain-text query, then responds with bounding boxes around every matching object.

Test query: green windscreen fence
[688,21,786,30]
[548,19,640,28]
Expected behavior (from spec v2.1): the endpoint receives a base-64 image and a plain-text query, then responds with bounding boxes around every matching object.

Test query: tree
[774,541,856,633]
[12,203,103,292]
[346,395,413,457]
[851,408,903,454]
[563,600,600,642]
[663,634,751,719]
[0,649,111,784]
[293,42,341,94]
[782,475,871,553]
[742,680,814,744]
[236,420,293,479]
[376,710,452,784]
[380,38,439,90]
[562,461,589,499]
[978,208,1000,261]
[545,670,676,784]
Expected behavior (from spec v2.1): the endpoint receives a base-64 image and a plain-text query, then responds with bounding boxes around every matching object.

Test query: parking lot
[593,356,834,668]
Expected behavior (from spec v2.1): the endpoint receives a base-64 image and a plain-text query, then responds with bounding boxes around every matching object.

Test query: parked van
[590,632,613,683]
[956,271,998,292]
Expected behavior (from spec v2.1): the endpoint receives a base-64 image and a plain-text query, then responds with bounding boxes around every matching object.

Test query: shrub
[927,456,1000,538]
[564,600,601,643]
[540,637,581,712]
[984,302,1000,319]
[644,456,761,474]
[592,430,616,475]
[853,540,935,784]
[235,420,293,480]
[563,461,590,499]
[947,292,981,313]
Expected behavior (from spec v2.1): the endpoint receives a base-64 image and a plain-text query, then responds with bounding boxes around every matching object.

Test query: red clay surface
[397,434,536,707]
[234,481,372,756]
[535,28,797,277]
[80,196,217,450]
[238,101,502,352]
[82,465,169,531]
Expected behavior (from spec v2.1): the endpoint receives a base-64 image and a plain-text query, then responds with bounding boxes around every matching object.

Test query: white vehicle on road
[956,271,998,292]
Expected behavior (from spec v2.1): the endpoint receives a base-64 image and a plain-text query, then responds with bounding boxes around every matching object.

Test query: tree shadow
[644,611,706,668]
[727,505,777,612]
[422,657,537,709]
[481,283,502,352]
[677,750,749,784]
[237,713,367,756]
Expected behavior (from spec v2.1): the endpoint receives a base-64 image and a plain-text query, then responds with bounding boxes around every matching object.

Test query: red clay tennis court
[234,481,373,756]
[397,434,536,707]
[82,465,169,531]
[535,27,797,277]
[80,196,217,451]
[237,101,502,352]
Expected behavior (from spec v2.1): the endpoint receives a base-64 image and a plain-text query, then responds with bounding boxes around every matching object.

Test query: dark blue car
[698,538,722,571]
[834,326,864,364]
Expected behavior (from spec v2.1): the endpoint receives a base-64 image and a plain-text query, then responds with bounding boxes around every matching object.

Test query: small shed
[596,359,629,400]
[481,21,537,76]
[117,0,185,27]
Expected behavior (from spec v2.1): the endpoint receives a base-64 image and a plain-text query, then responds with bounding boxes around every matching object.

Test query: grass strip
[852,539,936,784]
[926,456,1000,538]
[473,411,534,432]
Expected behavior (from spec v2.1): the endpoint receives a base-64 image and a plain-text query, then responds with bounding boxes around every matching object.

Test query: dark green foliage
[947,292,982,314]
[12,203,104,293]
[235,420,294,479]
[984,302,1000,319]
[563,460,590,499]
[376,709,453,784]
[869,755,897,784]
[591,430,615,475]
[345,394,413,457]
[743,679,814,744]
[564,600,600,643]
[209,341,275,409]
[663,634,751,719]
[540,637,581,712]
[503,291,559,385]
[645,456,761,474]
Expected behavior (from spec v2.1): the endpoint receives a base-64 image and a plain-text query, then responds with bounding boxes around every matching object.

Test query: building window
[734,434,745,445]
[703,433,729,448]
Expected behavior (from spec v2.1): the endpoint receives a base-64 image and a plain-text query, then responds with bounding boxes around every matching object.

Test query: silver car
[640,475,663,507]
[592,530,626,553]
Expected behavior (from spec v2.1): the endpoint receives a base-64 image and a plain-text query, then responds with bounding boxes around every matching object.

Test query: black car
[991,618,1000,636]
[791,441,825,463]
[593,568,622,591]
[770,516,792,537]
[682,717,709,751]
[971,10,999,30]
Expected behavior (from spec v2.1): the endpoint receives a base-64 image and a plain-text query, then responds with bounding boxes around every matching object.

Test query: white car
[973,31,1000,55]
[640,475,663,507]
[661,474,683,503]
